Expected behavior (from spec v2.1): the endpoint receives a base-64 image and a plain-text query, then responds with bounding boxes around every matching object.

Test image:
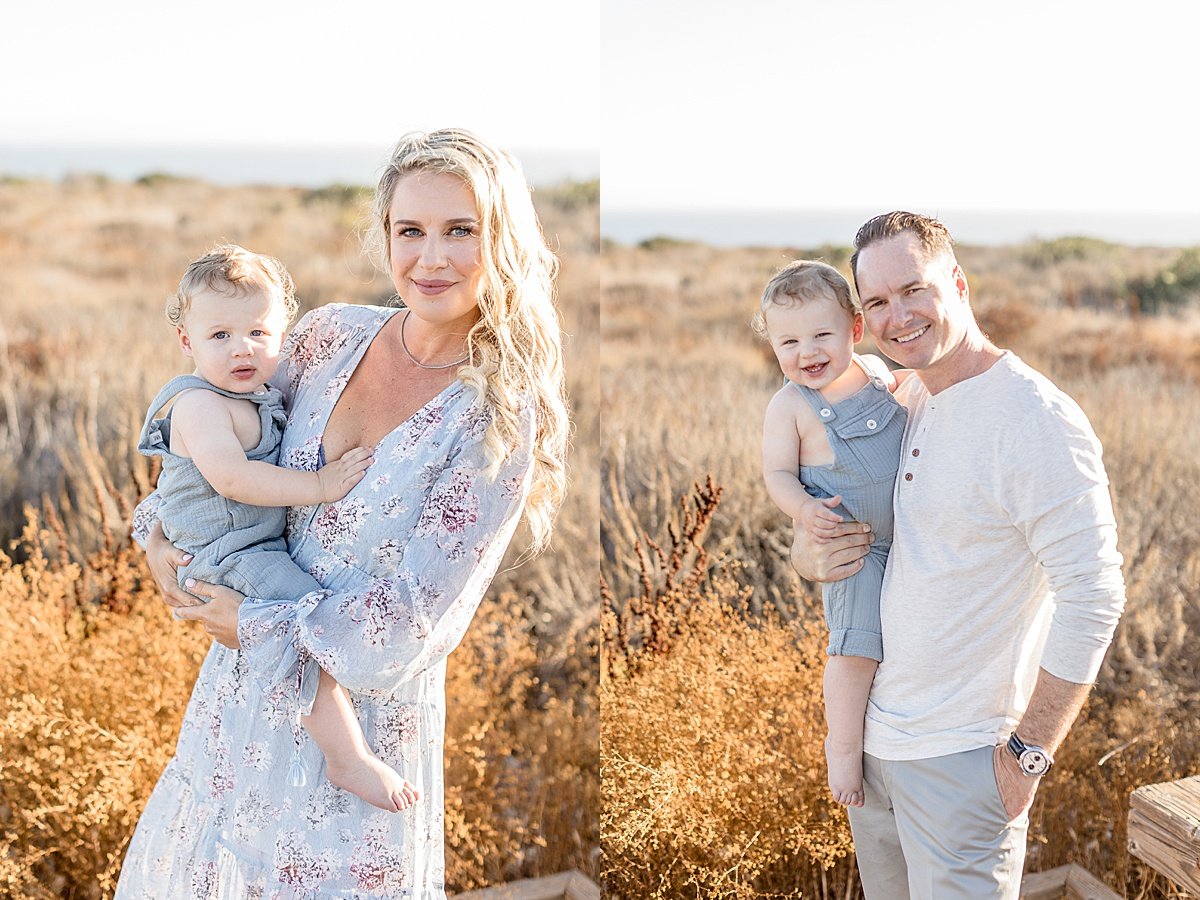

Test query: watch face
[1020,750,1049,775]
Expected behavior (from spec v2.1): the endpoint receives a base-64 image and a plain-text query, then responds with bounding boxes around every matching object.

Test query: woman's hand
[146,522,199,608]
[791,518,873,582]
[173,581,246,649]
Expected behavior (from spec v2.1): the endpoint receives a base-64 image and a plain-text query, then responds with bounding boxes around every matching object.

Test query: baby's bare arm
[762,390,839,529]
[172,391,372,506]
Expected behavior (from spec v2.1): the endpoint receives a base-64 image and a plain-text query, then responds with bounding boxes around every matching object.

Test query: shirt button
[904,473,913,482]
[866,419,877,429]
[912,448,920,457]
[820,408,832,418]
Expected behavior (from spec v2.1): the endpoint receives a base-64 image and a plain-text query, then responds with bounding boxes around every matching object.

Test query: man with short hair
[792,211,1126,898]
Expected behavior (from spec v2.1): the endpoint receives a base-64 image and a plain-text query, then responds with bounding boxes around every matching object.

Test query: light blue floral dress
[116,303,533,899]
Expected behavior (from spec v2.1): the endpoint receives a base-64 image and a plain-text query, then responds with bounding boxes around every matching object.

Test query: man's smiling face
[855,231,971,374]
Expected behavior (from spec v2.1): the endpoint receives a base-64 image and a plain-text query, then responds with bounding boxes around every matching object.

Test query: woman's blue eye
[450,226,474,237]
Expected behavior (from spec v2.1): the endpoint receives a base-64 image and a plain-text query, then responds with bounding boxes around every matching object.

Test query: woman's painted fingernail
[182,554,193,562]
[185,577,196,588]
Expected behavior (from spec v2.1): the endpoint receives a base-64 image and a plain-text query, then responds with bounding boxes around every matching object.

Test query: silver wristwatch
[1006,732,1054,777]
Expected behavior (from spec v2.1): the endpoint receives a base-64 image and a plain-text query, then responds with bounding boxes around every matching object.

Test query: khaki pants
[847,746,1028,899]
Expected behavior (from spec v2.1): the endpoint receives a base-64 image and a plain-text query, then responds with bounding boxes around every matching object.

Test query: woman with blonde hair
[116,128,568,897]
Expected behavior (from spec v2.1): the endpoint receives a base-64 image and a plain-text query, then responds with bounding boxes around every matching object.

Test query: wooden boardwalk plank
[1128,775,1200,895]
[1020,863,1121,900]
[452,870,601,900]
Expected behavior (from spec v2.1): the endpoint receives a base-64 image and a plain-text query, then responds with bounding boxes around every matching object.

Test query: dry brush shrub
[602,482,855,900]
[0,512,209,898]
[0,512,597,897]
[444,591,599,892]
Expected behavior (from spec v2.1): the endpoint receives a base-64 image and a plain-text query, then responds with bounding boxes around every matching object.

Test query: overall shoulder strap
[787,379,838,422]
[140,375,220,434]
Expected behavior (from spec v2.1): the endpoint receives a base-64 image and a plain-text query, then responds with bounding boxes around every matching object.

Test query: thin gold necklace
[399,311,469,370]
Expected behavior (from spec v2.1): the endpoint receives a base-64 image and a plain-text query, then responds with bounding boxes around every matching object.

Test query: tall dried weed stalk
[602,482,856,899]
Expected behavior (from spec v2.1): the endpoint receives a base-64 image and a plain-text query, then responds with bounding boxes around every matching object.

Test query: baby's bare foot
[325,754,420,813]
[825,738,865,808]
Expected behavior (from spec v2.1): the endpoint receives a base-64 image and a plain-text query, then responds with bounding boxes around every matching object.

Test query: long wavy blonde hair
[365,129,568,554]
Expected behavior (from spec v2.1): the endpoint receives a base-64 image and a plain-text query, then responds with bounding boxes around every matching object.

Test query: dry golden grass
[0,175,599,896]
[602,485,857,900]
[601,238,1200,898]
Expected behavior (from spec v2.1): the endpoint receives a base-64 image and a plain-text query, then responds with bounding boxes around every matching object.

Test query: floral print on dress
[371,537,405,572]
[312,497,371,551]
[234,786,278,842]
[273,829,338,892]
[242,741,272,771]
[348,815,412,893]
[302,779,353,830]
[116,305,535,899]
[416,470,479,560]
[281,436,322,472]
[374,704,420,763]
[279,308,365,397]
[390,404,446,462]
[338,579,420,649]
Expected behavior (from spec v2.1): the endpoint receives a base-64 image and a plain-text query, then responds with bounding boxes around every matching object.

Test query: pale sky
[2,0,599,154]
[602,0,1200,214]
[5,1,1198,215]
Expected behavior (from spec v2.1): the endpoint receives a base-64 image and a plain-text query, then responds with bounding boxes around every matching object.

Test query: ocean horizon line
[603,207,1200,249]
[0,142,599,191]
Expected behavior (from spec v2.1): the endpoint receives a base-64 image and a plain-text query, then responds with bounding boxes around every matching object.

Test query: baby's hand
[797,495,845,543]
[316,446,374,503]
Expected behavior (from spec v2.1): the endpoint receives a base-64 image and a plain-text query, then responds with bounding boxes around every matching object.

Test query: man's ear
[953,265,970,303]
[177,326,193,357]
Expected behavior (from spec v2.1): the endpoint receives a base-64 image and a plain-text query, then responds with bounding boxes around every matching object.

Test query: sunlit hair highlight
[849,211,957,293]
[365,129,567,554]
[750,260,859,339]
[167,244,297,327]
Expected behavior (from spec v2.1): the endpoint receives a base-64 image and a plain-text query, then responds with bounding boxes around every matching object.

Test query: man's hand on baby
[317,447,375,503]
[797,495,847,543]
[790,502,873,582]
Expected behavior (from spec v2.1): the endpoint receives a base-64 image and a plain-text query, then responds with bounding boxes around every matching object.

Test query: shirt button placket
[904,448,919,483]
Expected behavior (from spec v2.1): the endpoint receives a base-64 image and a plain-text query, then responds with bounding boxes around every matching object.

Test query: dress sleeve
[268,305,340,406]
[236,404,535,701]
[130,491,164,549]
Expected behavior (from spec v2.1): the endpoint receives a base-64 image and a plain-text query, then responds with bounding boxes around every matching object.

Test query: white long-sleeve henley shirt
[864,352,1126,760]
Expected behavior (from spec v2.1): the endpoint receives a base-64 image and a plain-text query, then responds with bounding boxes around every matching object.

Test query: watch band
[1007,732,1054,777]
